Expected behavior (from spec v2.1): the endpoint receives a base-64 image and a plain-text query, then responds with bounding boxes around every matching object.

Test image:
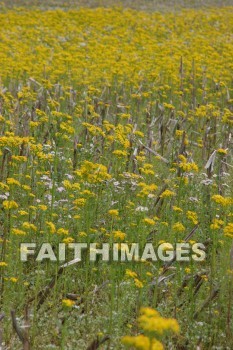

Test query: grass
[0,2,233,350]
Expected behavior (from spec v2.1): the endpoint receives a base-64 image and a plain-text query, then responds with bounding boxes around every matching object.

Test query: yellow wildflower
[160,189,175,198]
[217,148,228,154]
[138,307,180,335]
[3,200,18,210]
[224,223,233,238]
[0,262,8,267]
[210,218,224,230]
[113,230,126,240]
[108,209,119,217]
[57,228,69,235]
[186,211,198,225]
[112,150,128,157]
[144,218,156,226]
[46,222,56,234]
[62,299,75,307]
[212,195,232,206]
[6,178,21,186]
[11,228,26,236]
[172,222,185,232]
[172,206,183,213]
[125,269,138,279]
[134,278,144,289]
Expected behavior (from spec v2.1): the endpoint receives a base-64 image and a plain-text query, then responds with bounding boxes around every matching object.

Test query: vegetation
[0,3,232,349]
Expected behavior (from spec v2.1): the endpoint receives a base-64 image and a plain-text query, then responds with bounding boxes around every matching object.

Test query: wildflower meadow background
[0,0,232,349]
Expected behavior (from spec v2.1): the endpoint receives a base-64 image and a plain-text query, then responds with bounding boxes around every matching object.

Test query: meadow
[0,1,233,349]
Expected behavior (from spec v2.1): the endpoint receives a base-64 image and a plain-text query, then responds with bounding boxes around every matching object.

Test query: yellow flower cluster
[212,195,232,207]
[186,211,198,225]
[113,230,126,241]
[160,189,176,198]
[224,223,233,238]
[3,200,18,210]
[75,161,111,183]
[122,307,179,350]
[173,222,186,232]
[210,219,224,230]
[137,183,158,198]
[178,155,199,173]
[125,269,144,288]
[138,307,179,335]
[62,299,75,308]
[123,335,163,350]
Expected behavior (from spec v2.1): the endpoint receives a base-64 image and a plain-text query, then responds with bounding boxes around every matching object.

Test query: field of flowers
[0,3,233,350]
